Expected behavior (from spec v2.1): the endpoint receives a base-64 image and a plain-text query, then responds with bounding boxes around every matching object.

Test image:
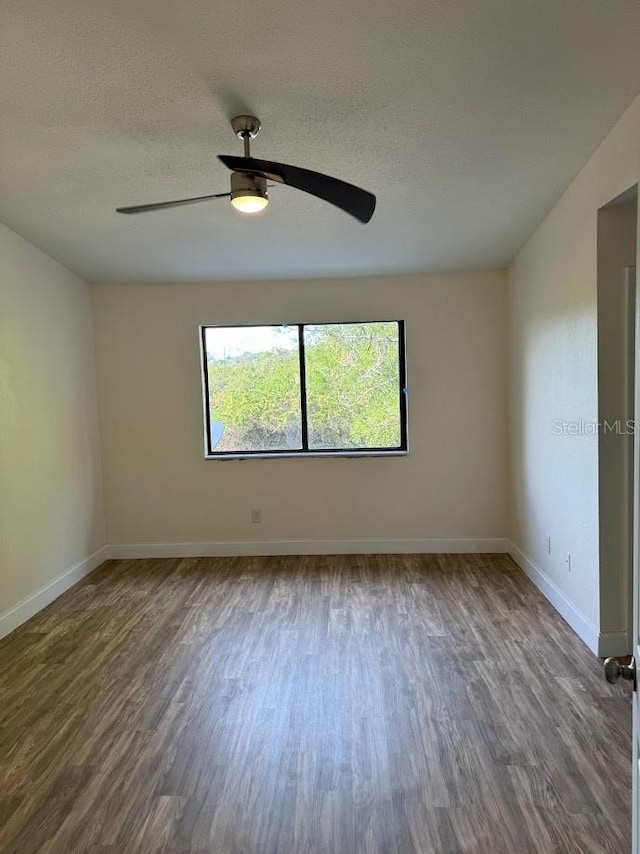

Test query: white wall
[92,272,508,552]
[0,223,105,635]
[508,94,640,653]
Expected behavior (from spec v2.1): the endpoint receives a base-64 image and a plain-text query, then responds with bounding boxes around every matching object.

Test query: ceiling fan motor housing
[230,171,268,204]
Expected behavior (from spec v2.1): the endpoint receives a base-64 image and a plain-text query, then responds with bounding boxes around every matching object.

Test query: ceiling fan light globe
[231,194,269,214]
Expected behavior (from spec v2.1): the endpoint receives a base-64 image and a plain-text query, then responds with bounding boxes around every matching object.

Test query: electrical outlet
[565,552,571,572]
[544,535,551,555]
[251,508,262,524]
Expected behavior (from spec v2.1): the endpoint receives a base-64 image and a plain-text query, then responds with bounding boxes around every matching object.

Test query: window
[200,321,407,458]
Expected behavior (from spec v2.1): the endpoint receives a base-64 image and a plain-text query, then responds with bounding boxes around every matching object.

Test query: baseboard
[507,541,600,655]
[0,546,109,641]
[597,632,629,658]
[106,537,510,560]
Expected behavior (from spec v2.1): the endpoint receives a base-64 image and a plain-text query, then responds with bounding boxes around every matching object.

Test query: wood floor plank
[0,554,631,853]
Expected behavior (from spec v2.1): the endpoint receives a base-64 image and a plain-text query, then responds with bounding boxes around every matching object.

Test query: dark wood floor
[0,554,631,853]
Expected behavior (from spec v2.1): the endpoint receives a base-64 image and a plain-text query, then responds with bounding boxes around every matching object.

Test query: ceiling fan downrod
[231,115,261,158]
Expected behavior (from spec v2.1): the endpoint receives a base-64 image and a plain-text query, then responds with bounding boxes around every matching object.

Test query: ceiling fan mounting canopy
[116,114,376,223]
[231,115,262,141]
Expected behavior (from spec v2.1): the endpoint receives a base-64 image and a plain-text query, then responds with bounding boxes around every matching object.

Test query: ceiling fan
[116,116,376,224]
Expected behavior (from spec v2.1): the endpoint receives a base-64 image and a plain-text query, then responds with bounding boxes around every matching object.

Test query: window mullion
[398,320,408,450]
[298,324,309,451]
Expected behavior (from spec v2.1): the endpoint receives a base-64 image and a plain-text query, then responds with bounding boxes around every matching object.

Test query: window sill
[204,450,409,461]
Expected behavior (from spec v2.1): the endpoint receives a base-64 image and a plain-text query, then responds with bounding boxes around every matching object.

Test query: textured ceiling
[1,0,639,283]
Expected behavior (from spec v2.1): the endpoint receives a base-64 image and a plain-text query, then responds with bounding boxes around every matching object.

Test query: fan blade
[116,192,231,214]
[217,156,376,223]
